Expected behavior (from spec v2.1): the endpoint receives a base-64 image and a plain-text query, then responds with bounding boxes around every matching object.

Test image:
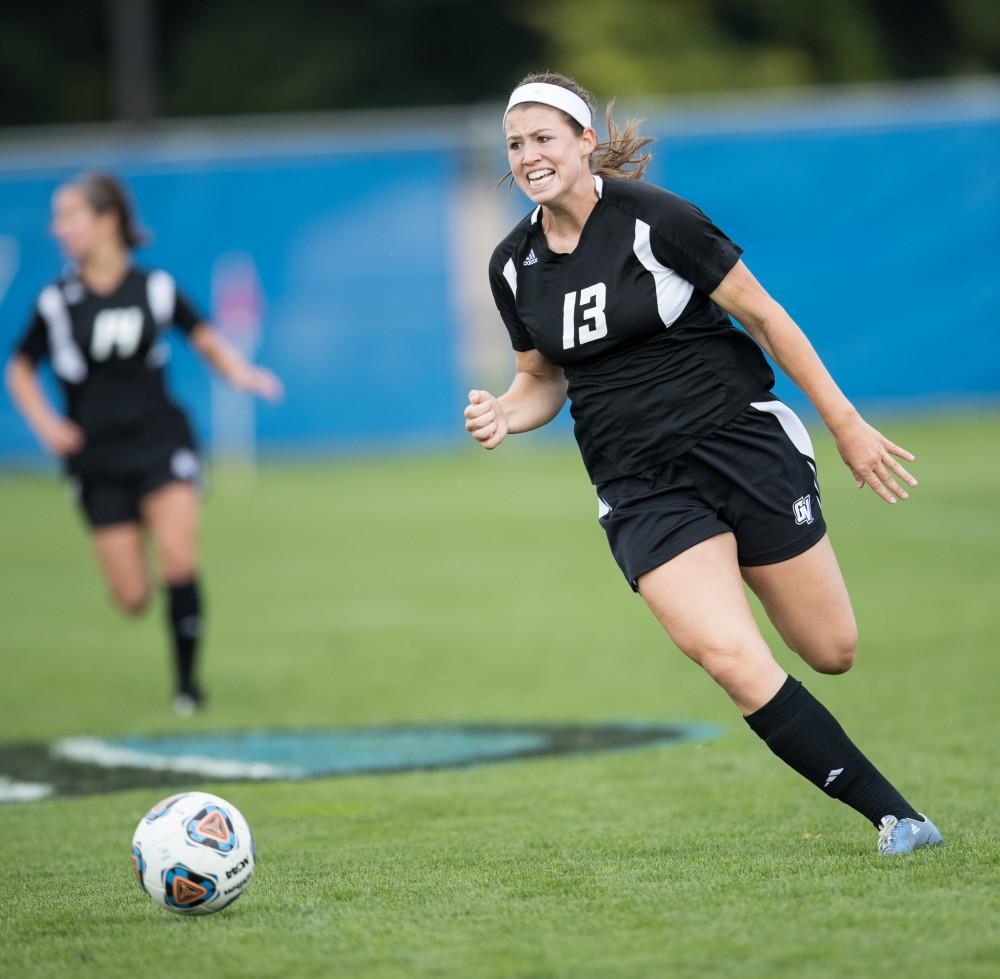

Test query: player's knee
[112,583,150,616]
[160,550,197,583]
[812,629,858,675]
[694,642,759,690]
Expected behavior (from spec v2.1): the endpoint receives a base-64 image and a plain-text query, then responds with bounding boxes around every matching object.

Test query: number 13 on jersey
[563,283,608,350]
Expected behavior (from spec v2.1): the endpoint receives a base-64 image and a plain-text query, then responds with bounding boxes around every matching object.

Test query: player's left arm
[710,260,916,504]
[188,324,284,403]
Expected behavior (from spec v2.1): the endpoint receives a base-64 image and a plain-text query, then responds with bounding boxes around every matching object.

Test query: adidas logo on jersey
[522,249,538,266]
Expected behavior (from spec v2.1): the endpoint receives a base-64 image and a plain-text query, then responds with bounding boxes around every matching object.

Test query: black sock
[745,676,920,827]
[166,579,202,696]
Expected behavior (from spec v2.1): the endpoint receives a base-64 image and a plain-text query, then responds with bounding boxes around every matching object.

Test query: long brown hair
[72,171,147,249]
[501,71,653,187]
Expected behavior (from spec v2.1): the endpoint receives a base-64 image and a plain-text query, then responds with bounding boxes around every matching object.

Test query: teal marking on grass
[0,723,721,801]
[108,729,550,776]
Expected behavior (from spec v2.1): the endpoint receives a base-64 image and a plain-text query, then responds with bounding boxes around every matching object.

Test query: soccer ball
[131,791,255,915]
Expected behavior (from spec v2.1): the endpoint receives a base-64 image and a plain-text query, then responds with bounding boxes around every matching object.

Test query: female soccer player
[464,73,942,855]
[6,172,282,714]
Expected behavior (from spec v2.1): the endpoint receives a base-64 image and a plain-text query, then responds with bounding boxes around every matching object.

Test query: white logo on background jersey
[793,494,815,525]
[171,449,200,481]
[824,767,844,788]
[91,307,144,360]
[522,249,538,266]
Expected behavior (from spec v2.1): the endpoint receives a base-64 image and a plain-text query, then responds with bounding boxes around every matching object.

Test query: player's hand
[237,366,284,404]
[464,390,508,450]
[38,416,84,457]
[833,415,916,504]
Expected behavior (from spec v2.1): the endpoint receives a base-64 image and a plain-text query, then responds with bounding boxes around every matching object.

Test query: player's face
[51,186,118,261]
[505,106,595,206]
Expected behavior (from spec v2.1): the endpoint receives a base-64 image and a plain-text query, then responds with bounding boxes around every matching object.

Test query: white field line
[0,776,53,803]
[51,737,301,780]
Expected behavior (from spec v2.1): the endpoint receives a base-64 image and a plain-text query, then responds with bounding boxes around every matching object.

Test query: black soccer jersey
[15,266,203,440]
[489,176,775,483]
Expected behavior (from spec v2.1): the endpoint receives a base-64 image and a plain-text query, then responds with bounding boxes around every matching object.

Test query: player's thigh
[637,532,786,713]
[141,481,200,582]
[741,534,857,674]
[91,522,150,614]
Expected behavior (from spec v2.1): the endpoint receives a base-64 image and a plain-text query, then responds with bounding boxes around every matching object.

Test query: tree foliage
[0,0,995,127]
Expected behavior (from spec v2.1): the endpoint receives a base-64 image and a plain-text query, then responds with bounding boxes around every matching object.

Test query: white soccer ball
[131,791,255,915]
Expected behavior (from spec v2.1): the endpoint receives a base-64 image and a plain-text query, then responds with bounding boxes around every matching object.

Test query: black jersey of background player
[16,266,202,440]
[489,175,775,483]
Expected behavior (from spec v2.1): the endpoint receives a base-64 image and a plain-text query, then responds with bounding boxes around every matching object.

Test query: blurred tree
[159,0,545,116]
[0,0,995,128]
[868,0,1000,79]
[516,0,998,96]
[0,3,109,126]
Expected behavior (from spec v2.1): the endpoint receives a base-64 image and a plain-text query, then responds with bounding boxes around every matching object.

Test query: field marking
[0,776,53,803]
[51,737,301,780]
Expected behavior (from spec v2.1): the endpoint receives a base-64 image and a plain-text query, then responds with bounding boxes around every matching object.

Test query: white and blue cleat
[877,814,944,855]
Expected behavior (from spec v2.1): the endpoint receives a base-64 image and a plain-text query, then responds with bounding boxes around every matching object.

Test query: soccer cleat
[877,814,944,855]
[172,686,207,718]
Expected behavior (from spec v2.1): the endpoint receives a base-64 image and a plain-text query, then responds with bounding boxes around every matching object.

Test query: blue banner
[1,91,997,464]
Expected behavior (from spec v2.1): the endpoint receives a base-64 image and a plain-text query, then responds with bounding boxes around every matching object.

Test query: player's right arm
[465,348,567,451]
[5,354,84,456]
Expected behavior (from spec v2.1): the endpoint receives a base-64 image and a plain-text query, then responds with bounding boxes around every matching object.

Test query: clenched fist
[464,390,508,450]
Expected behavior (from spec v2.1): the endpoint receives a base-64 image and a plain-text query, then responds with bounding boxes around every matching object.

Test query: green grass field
[1,413,998,978]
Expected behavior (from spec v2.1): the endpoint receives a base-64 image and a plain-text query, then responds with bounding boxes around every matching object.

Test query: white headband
[503,83,593,131]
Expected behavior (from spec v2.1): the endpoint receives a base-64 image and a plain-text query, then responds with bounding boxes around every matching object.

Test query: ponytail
[591,100,654,182]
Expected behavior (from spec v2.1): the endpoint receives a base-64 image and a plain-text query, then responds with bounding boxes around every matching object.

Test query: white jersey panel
[146,270,177,327]
[38,285,87,382]
[502,257,518,299]
[632,220,695,329]
[751,400,816,461]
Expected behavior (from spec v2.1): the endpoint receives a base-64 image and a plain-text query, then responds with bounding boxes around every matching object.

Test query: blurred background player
[465,73,943,855]
[5,172,283,714]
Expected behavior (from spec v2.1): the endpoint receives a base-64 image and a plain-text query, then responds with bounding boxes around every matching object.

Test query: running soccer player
[464,73,942,855]
[6,172,282,714]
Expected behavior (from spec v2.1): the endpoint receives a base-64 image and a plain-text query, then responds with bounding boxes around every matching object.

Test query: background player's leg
[741,535,858,675]
[142,482,199,583]
[91,523,151,615]
[638,533,921,828]
[141,482,204,707]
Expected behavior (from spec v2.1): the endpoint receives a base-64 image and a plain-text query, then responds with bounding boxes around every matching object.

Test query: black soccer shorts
[67,410,202,529]
[596,399,827,591]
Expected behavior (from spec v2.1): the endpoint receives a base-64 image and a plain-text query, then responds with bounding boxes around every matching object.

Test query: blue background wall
[0,91,997,464]
[644,115,1000,410]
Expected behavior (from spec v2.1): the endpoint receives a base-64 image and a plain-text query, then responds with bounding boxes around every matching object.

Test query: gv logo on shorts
[792,494,815,525]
